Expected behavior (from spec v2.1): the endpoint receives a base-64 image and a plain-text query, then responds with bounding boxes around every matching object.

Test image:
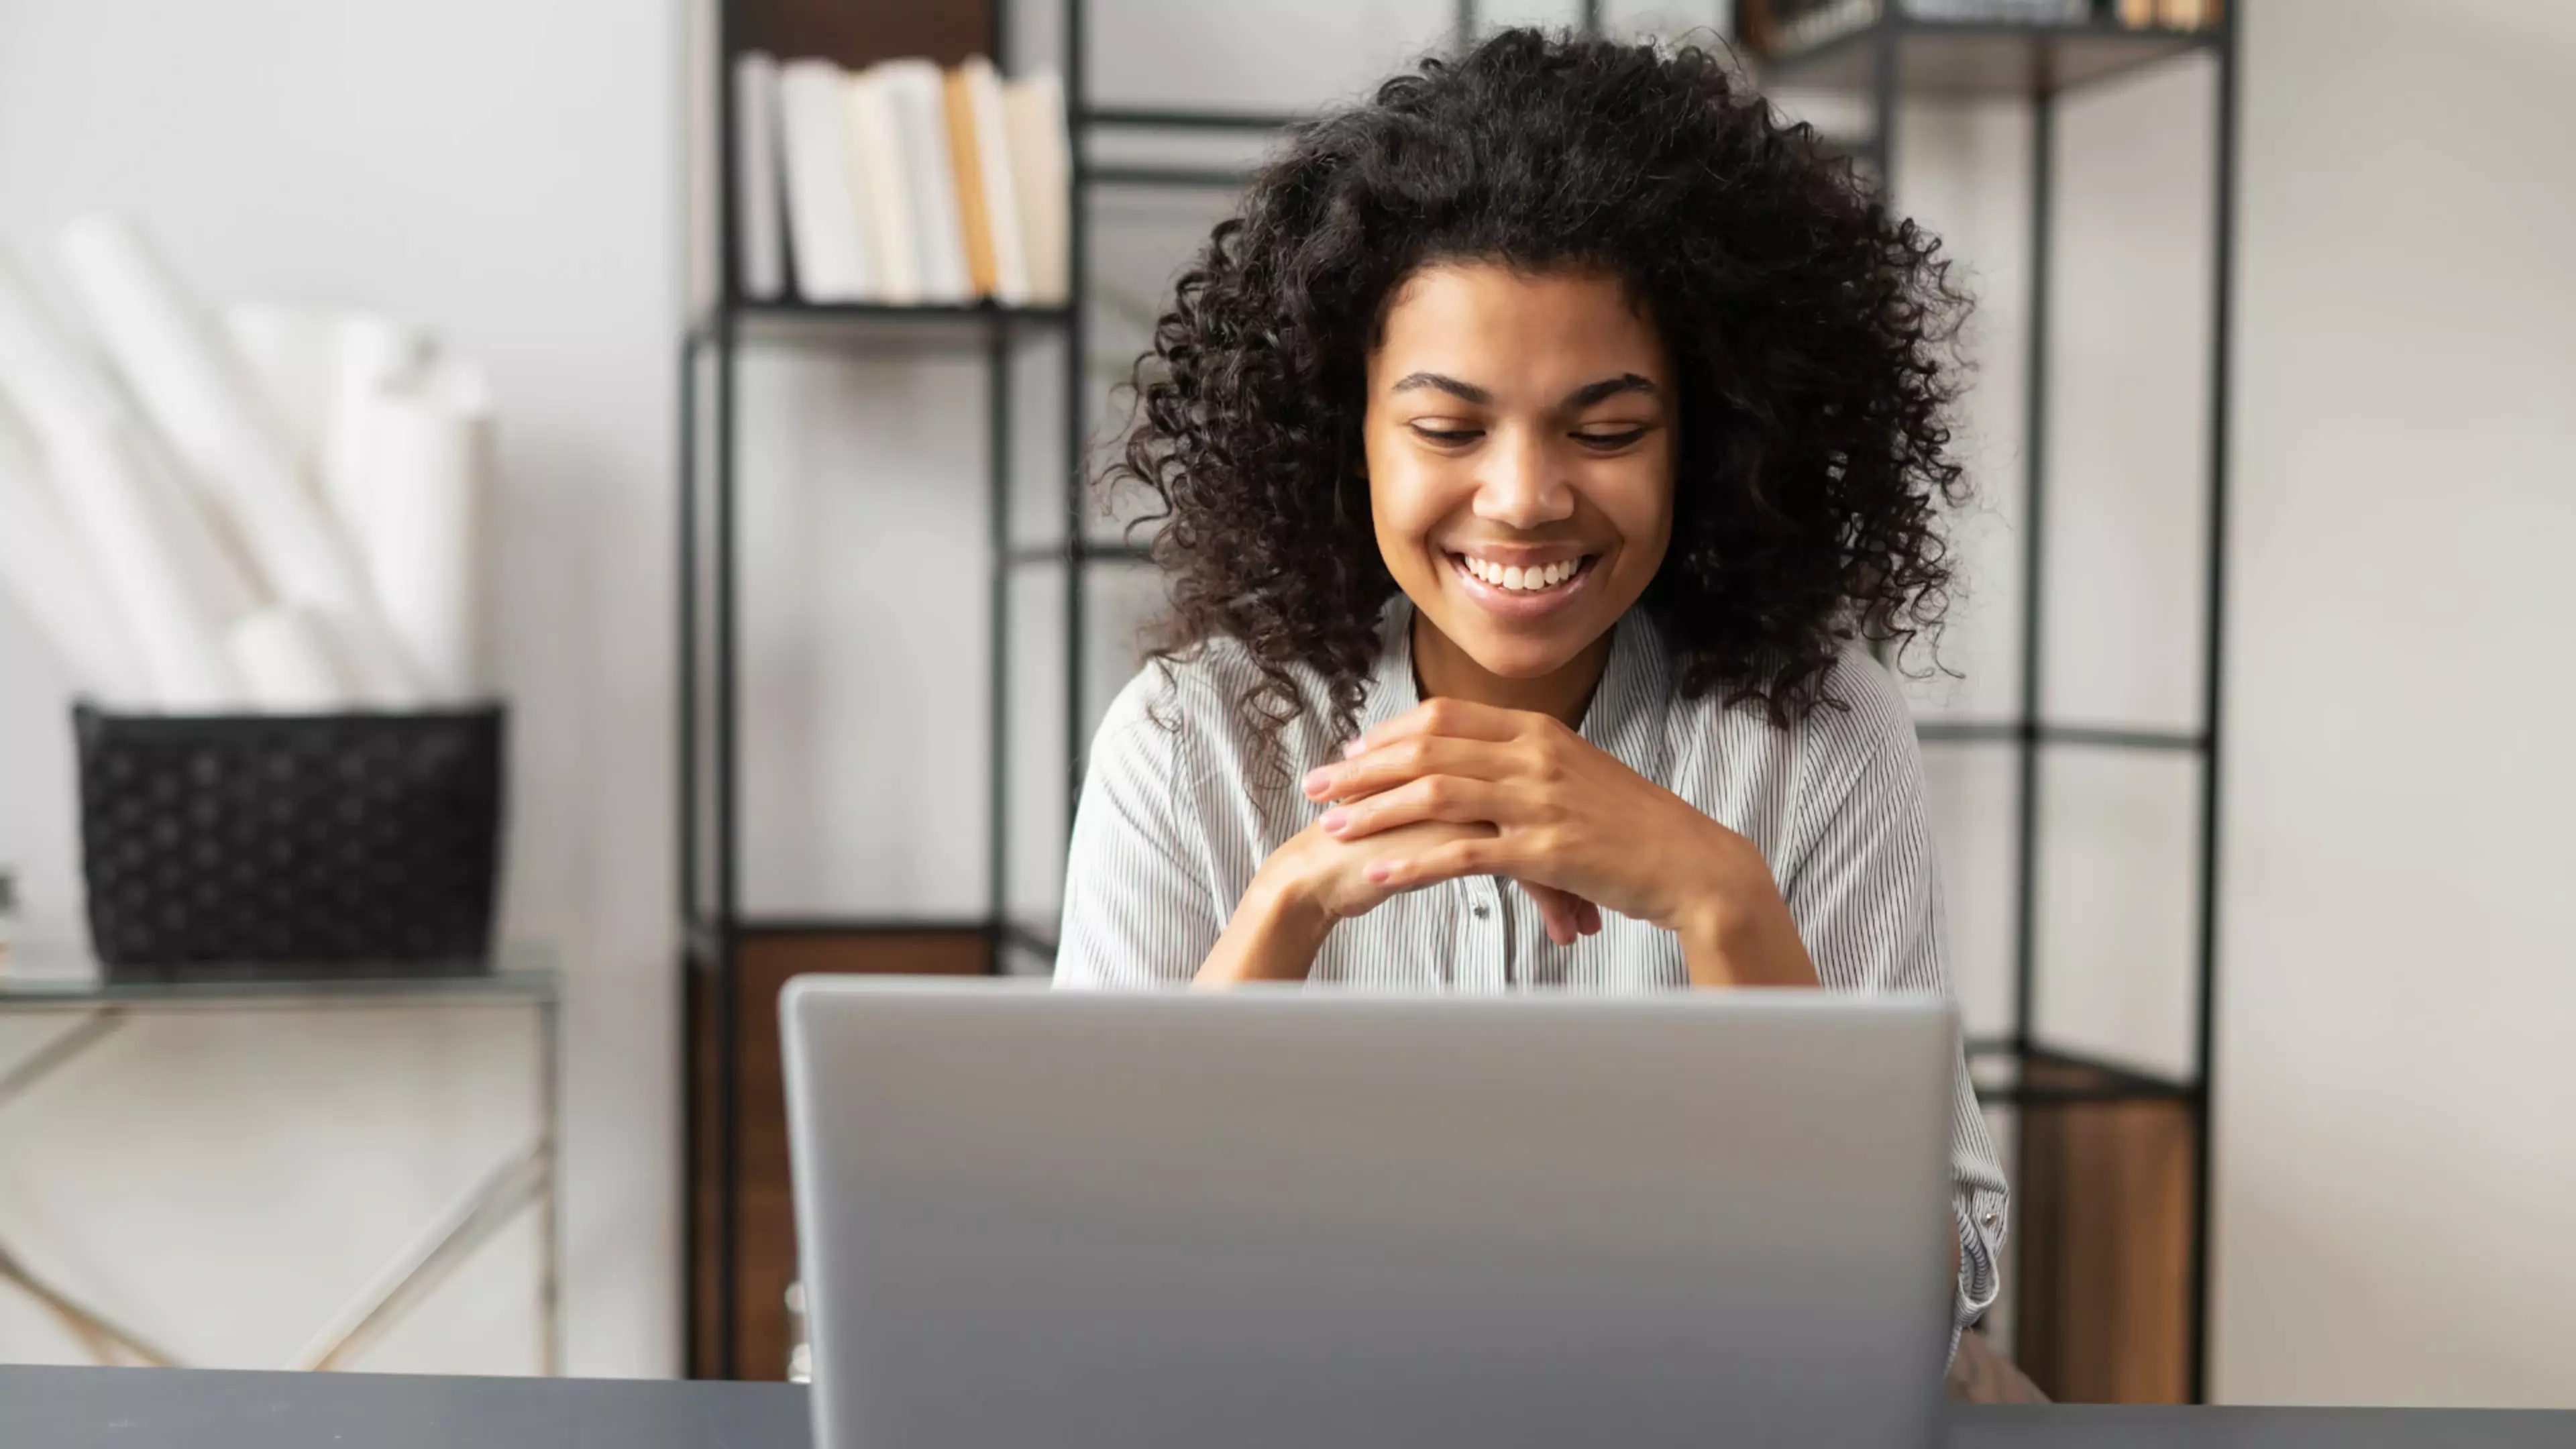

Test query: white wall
[2,0,2569,1406]
[0,0,678,1375]
[2212,0,2576,1407]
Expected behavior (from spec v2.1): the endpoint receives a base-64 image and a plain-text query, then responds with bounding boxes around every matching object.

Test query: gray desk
[4,1366,2571,1448]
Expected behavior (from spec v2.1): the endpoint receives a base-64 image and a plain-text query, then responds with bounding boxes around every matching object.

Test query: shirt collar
[1363,596,1674,783]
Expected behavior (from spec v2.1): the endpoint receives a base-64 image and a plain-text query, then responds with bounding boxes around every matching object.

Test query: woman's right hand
[1192,817,1597,985]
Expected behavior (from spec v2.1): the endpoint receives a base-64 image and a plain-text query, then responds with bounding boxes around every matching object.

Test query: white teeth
[1461,555,1582,591]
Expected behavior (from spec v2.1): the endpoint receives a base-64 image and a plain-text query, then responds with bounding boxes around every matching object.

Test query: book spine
[944,67,1000,299]
[733,51,785,301]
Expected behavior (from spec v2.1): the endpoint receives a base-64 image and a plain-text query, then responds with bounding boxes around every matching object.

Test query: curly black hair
[1105,26,1968,754]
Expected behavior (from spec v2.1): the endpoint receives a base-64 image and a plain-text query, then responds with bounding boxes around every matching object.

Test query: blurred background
[0,0,2568,1409]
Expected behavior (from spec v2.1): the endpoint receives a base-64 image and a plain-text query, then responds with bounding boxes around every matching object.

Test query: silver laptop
[782,978,1957,1449]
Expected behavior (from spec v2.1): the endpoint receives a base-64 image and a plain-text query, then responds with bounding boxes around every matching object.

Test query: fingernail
[1301,767,1330,796]
[1364,860,1392,883]
[1320,808,1348,834]
[1342,737,1365,759]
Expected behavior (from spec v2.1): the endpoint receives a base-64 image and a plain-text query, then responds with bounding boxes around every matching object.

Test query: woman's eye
[1574,427,1650,450]
[1410,425,1484,445]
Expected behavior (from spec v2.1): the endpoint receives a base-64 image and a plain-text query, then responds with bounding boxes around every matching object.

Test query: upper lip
[1445,545,1593,566]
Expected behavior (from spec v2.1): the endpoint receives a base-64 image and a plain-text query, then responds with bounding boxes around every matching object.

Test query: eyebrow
[1389,371,1661,410]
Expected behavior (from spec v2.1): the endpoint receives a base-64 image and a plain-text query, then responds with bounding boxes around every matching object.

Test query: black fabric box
[72,703,506,976]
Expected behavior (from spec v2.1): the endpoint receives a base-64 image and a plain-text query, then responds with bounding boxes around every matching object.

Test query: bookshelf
[678,0,1433,1382]
[679,0,2239,1397]
[1746,0,2241,1405]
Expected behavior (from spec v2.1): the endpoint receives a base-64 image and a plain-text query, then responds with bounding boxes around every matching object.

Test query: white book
[775,58,873,302]
[875,60,973,305]
[959,58,1030,307]
[733,51,786,301]
[1002,71,1071,307]
[842,68,920,305]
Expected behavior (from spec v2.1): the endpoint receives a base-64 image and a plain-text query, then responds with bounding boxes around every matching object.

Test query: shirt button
[1982,1212,2001,1228]
[1472,903,1491,920]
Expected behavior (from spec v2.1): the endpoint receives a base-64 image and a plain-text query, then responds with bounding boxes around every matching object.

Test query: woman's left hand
[1301,698,1821,988]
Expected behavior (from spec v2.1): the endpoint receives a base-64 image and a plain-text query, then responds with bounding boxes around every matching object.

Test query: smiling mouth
[1447,551,1595,594]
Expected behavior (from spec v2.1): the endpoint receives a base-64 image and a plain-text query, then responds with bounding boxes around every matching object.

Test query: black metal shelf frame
[680,0,2237,1386]
[1761,3,2241,1403]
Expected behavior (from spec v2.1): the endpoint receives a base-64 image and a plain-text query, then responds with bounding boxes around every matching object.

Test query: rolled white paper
[50,424,247,709]
[0,252,254,708]
[0,408,147,698]
[319,313,430,546]
[223,303,345,463]
[52,213,423,705]
[227,604,351,712]
[352,359,492,702]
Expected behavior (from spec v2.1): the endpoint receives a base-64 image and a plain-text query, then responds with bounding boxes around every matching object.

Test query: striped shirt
[1056,598,2007,1337]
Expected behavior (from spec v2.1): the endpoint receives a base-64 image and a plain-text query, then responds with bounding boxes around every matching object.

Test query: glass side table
[0,947,559,1373]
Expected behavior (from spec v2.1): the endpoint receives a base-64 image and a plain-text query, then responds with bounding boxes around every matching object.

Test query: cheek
[1366,450,1464,560]
[1599,451,1677,563]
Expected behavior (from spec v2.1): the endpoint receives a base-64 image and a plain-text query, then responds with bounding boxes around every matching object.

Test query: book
[775,58,874,303]
[733,51,786,301]
[875,60,974,305]
[1901,0,2084,19]
[943,67,999,299]
[1772,0,1878,52]
[958,58,1030,307]
[842,67,920,305]
[1002,71,1071,307]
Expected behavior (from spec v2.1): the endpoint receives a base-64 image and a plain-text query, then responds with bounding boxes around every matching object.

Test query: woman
[1055,28,2006,1347]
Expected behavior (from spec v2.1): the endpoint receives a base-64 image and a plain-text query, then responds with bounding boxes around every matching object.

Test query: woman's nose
[1471,428,1575,529]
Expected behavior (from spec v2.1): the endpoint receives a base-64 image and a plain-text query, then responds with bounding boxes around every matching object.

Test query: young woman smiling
[1055,30,2007,1346]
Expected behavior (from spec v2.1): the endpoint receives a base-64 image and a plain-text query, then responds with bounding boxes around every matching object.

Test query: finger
[1340,696,1529,760]
[1578,900,1604,935]
[1364,835,1518,892]
[1527,883,1589,947]
[1320,774,1511,841]
[1307,737,1519,803]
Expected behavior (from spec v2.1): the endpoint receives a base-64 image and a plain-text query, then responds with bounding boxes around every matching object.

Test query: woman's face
[1363,262,1675,686]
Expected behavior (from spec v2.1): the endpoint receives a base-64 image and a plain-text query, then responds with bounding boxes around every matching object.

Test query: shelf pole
[2003,80,2056,1373]
[1867,14,1900,188]
[1064,0,1091,839]
[674,325,702,1377]
[678,339,698,939]
[710,0,743,1378]
[2188,0,2243,1406]
[2011,87,2054,1065]
[987,0,1014,950]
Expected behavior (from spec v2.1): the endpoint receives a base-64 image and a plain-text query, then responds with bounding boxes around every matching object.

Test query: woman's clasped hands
[1287,698,1820,987]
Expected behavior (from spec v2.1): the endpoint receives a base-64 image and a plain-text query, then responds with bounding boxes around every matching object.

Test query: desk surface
[5,1365,2571,1448]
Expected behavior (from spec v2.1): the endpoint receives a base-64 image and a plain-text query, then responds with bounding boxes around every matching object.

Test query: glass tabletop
[0,942,556,1008]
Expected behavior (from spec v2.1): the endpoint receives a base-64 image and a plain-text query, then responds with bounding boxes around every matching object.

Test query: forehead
[1369,262,1666,392]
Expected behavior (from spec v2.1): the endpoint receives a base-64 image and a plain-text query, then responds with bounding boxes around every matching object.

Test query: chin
[1442,623,1599,680]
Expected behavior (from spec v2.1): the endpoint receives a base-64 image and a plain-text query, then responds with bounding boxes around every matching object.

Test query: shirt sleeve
[1053,667,1229,989]
[1780,652,2010,1362]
